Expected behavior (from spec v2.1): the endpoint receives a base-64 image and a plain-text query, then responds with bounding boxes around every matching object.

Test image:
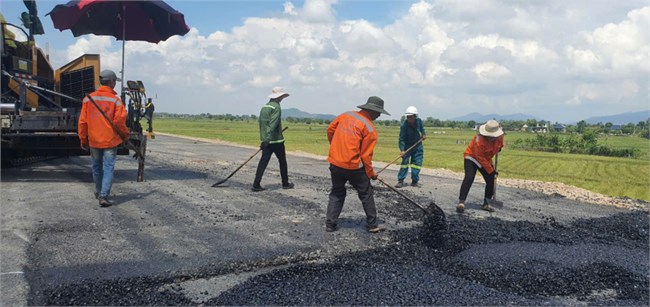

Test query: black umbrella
[48,0,190,83]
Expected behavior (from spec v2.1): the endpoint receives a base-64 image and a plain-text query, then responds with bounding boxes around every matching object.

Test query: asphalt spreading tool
[212,127,288,187]
[376,138,424,175]
[491,152,504,208]
[376,177,447,245]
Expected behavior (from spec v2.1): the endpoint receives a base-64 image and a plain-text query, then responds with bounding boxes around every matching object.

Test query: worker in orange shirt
[78,70,129,207]
[326,96,390,233]
[456,120,504,213]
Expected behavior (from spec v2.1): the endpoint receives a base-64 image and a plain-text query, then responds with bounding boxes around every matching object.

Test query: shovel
[211,126,288,187]
[490,153,504,208]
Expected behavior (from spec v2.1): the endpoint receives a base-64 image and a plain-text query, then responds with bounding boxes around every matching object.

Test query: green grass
[155,118,650,201]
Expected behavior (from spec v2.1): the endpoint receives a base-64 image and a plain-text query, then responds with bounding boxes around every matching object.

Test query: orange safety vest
[78,86,129,149]
[327,111,378,178]
[464,134,504,174]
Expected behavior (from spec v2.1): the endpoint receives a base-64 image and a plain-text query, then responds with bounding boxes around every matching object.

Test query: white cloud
[299,0,338,23]
[460,34,558,64]
[54,0,649,122]
[566,6,650,76]
[473,62,512,83]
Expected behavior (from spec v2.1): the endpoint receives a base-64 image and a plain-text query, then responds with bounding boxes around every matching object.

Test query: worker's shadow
[0,158,93,183]
[333,217,385,232]
[121,165,209,181]
[108,190,156,207]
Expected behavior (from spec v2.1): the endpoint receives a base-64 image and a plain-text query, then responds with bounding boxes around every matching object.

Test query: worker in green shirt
[252,87,295,191]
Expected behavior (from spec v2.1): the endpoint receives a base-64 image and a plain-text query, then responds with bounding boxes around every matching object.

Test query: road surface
[1,134,647,305]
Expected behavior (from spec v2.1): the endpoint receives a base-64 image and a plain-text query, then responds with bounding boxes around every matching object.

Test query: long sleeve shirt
[463,134,504,174]
[327,111,378,178]
[78,86,128,148]
[399,117,426,151]
[258,100,284,143]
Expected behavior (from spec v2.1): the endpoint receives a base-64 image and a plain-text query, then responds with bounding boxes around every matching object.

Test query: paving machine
[1,1,152,181]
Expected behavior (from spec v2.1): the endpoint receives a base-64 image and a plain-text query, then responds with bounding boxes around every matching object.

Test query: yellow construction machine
[1,2,152,181]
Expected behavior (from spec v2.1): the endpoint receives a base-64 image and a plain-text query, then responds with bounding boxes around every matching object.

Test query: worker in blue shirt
[396,106,426,188]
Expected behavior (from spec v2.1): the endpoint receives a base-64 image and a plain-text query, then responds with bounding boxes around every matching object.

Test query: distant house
[521,124,529,132]
[552,124,566,133]
[531,123,548,133]
[610,125,622,131]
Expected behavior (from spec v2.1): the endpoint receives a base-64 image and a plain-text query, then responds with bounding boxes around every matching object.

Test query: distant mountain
[282,108,336,120]
[582,110,650,125]
[450,112,539,122]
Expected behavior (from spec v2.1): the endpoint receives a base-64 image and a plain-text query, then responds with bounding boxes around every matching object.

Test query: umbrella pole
[121,3,126,89]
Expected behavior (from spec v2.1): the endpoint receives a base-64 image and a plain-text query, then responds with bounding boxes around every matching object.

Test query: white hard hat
[405,106,418,116]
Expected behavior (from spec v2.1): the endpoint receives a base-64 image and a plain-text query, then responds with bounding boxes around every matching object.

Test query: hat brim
[479,125,504,137]
[357,104,390,116]
[268,92,289,99]
[100,77,121,82]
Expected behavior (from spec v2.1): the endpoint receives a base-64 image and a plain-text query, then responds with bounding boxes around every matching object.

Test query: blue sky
[2,0,649,123]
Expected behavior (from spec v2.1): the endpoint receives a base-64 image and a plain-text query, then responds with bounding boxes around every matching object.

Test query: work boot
[98,197,112,207]
[410,181,421,188]
[481,203,495,212]
[94,192,99,199]
[326,225,337,232]
[456,202,465,213]
[482,198,497,212]
[282,182,295,189]
[251,185,266,192]
[395,180,405,188]
[367,225,385,233]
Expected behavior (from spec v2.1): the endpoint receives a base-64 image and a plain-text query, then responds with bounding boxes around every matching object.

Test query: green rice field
[155,118,650,201]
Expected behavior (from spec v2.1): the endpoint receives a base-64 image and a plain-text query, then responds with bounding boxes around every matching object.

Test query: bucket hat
[268,86,289,99]
[479,120,504,137]
[357,96,390,115]
[99,70,121,81]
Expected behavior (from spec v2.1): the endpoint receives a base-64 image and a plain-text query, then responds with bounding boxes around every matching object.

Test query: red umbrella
[48,0,190,83]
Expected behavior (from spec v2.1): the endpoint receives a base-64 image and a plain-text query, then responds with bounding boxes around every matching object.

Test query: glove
[370,173,378,180]
[260,140,269,149]
[80,140,89,151]
[492,171,499,177]
[399,151,405,157]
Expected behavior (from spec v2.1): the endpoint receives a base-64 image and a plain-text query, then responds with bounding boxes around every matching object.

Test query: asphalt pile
[210,210,649,306]
[40,208,648,306]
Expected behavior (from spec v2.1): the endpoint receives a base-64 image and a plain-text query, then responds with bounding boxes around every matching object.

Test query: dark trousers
[253,143,289,186]
[326,164,378,228]
[459,159,495,203]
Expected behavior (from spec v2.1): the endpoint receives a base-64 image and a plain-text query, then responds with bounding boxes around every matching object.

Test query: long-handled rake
[211,127,288,187]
